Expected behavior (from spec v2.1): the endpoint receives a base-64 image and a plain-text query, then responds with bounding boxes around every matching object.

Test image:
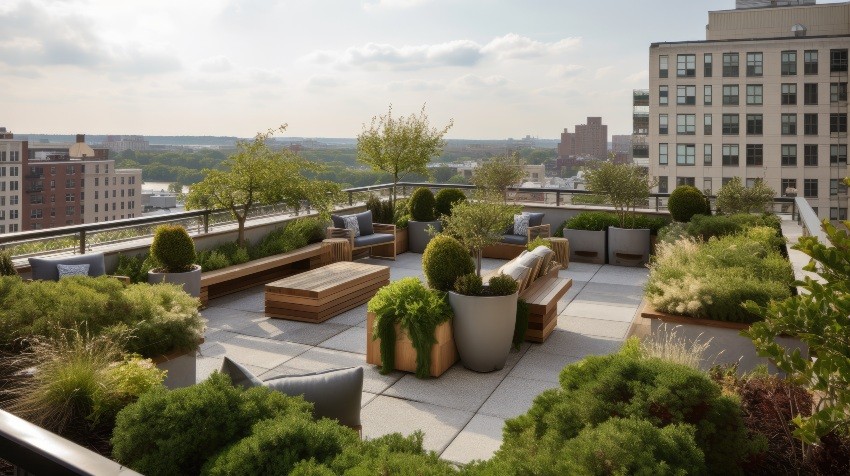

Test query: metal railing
[795,196,829,242]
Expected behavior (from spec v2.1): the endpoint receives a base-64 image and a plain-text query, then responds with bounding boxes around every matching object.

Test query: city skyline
[2,0,845,139]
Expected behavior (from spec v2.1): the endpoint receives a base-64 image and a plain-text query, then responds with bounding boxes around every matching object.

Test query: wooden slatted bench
[521,269,572,342]
[265,261,390,323]
[199,243,327,305]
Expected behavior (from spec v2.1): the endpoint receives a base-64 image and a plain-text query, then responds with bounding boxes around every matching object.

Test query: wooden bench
[199,243,327,305]
[482,224,551,260]
[326,223,397,261]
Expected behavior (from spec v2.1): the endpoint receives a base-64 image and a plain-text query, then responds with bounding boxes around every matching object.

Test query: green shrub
[230,246,250,265]
[112,372,313,476]
[630,214,671,234]
[409,187,436,222]
[562,211,620,232]
[366,195,395,224]
[150,225,196,273]
[197,250,231,272]
[286,217,326,244]
[119,283,205,356]
[668,185,710,222]
[326,432,456,475]
[115,254,155,283]
[422,235,474,292]
[453,273,483,296]
[487,274,518,296]
[513,299,529,350]
[434,188,466,218]
[684,214,781,242]
[526,236,552,252]
[367,277,452,378]
[0,250,16,276]
[395,214,409,229]
[658,221,691,245]
[716,177,775,214]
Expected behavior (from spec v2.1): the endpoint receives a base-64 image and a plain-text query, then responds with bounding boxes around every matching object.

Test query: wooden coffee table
[265,261,390,323]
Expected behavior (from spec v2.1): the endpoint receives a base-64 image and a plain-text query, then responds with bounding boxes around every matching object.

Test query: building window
[781,114,797,135]
[781,144,797,166]
[94,177,99,186]
[804,179,818,198]
[722,144,739,166]
[677,54,696,77]
[659,114,668,134]
[781,50,797,75]
[677,177,696,187]
[804,144,818,166]
[830,179,847,196]
[746,144,763,166]
[831,49,848,73]
[704,114,712,135]
[832,82,848,103]
[746,52,763,76]
[832,144,848,164]
[746,114,763,135]
[722,53,739,77]
[677,114,696,134]
[676,144,696,165]
[658,176,668,193]
[830,208,848,220]
[745,84,762,105]
[804,83,818,105]
[659,55,668,78]
[704,53,712,77]
[677,85,696,105]
[830,113,848,133]
[782,178,797,197]
[703,177,712,194]
[722,85,739,105]
[659,143,668,165]
[659,85,668,105]
[804,50,818,74]
[704,85,712,105]
[804,113,818,135]
[781,83,797,105]
[704,144,712,165]
[722,114,739,135]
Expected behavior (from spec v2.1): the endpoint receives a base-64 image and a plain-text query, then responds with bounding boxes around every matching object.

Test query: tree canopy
[471,153,526,202]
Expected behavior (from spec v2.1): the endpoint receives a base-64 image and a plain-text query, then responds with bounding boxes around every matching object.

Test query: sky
[1,0,844,139]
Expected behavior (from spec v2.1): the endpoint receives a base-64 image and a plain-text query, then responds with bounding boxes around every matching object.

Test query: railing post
[655,196,660,211]
[348,191,353,206]
[79,230,86,255]
[203,211,209,234]
[556,191,561,207]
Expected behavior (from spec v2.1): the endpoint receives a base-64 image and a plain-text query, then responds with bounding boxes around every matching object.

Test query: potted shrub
[584,162,655,267]
[148,224,202,297]
[667,185,710,223]
[448,273,518,372]
[0,250,17,276]
[422,234,475,292]
[434,188,466,220]
[560,212,619,264]
[407,187,441,253]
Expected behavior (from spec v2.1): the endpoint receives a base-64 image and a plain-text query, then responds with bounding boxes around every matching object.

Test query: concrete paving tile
[203,327,238,344]
[263,347,404,394]
[562,301,639,323]
[440,414,506,465]
[198,333,311,369]
[271,321,351,346]
[231,316,302,339]
[479,376,558,420]
[557,315,632,340]
[562,267,598,283]
[211,286,266,313]
[507,348,581,384]
[581,282,644,297]
[325,303,369,327]
[557,280,586,314]
[389,267,426,282]
[563,262,602,274]
[360,395,474,453]
[383,364,510,413]
[200,306,256,332]
[573,291,643,308]
[534,329,623,359]
[361,391,379,408]
[590,266,649,286]
[195,356,268,383]
[318,326,367,354]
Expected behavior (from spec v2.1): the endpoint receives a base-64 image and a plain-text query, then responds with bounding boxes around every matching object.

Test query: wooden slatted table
[265,261,390,323]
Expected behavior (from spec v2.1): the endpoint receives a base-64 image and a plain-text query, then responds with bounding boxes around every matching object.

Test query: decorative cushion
[516,252,542,283]
[501,234,528,245]
[29,253,106,281]
[220,357,364,429]
[513,214,530,237]
[342,215,361,238]
[353,233,394,247]
[524,212,545,228]
[57,263,90,279]
[331,214,345,229]
[355,210,374,236]
[529,246,556,278]
[500,263,531,292]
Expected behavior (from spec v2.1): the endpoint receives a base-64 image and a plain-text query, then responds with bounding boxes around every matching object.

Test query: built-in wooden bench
[199,243,327,305]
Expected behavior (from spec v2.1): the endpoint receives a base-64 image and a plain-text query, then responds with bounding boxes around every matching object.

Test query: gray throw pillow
[57,263,90,279]
[220,357,363,428]
[525,212,545,228]
[331,214,345,229]
[355,210,374,236]
[342,215,361,238]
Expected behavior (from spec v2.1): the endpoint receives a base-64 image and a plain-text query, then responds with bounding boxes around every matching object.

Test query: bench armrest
[326,227,355,247]
[528,224,551,240]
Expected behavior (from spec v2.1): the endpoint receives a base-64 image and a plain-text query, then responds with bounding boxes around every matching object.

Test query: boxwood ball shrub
[453,273,483,296]
[434,188,466,218]
[668,185,710,222]
[150,225,196,273]
[422,234,474,292]
[408,187,436,222]
[487,274,518,296]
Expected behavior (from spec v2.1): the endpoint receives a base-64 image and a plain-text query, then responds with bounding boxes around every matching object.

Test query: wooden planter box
[396,227,409,255]
[634,303,807,374]
[365,311,457,377]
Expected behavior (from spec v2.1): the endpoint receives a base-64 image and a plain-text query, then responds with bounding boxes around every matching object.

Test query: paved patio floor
[197,253,648,464]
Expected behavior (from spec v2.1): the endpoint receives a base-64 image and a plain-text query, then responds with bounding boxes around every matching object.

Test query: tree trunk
[475,249,483,277]
[236,215,246,247]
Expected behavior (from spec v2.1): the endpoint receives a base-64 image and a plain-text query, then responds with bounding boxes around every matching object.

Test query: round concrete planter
[607,227,650,267]
[408,220,441,253]
[448,291,517,372]
[148,264,202,297]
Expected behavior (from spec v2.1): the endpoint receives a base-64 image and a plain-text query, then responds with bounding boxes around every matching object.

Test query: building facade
[0,128,24,234]
[648,1,849,220]
[557,117,609,160]
[100,135,150,152]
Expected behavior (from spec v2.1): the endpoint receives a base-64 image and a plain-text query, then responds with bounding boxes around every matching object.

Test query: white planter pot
[563,229,606,264]
[448,291,517,372]
[607,227,650,267]
[153,350,198,389]
[408,220,441,253]
[148,264,202,297]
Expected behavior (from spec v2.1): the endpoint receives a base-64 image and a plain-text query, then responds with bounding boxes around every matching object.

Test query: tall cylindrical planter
[607,227,650,267]
[448,291,518,372]
[408,220,441,253]
[563,228,606,264]
[149,264,202,297]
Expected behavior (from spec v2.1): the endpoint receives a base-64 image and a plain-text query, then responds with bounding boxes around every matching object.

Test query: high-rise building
[0,128,24,234]
[647,1,849,220]
[557,117,609,160]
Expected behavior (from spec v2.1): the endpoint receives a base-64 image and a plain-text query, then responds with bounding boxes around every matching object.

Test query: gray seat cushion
[331,211,374,236]
[525,212,545,228]
[501,234,528,245]
[28,253,106,281]
[220,357,363,428]
[353,232,394,247]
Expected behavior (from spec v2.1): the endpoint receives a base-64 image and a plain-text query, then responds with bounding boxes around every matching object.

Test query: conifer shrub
[323,432,456,475]
[453,273,483,296]
[434,188,466,218]
[115,254,156,283]
[0,250,16,276]
[422,234,474,292]
[409,187,436,222]
[366,195,395,224]
[668,185,710,222]
[150,225,196,273]
[487,274,518,296]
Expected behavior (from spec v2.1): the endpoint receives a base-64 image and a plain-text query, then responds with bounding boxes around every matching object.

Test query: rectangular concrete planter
[563,228,606,264]
[607,227,650,267]
[635,303,807,374]
[395,227,409,255]
[366,311,457,377]
[152,347,199,389]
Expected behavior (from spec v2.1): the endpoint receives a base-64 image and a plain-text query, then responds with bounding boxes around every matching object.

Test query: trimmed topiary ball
[668,185,710,222]
[454,273,483,296]
[408,187,436,222]
[487,274,518,296]
[150,225,196,273]
[422,234,474,292]
[434,188,466,218]
[0,250,16,276]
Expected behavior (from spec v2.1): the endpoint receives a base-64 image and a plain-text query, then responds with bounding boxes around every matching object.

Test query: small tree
[185,126,340,246]
[583,162,654,228]
[357,104,453,209]
[442,192,521,275]
[715,177,775,214]
[471,153,526,202]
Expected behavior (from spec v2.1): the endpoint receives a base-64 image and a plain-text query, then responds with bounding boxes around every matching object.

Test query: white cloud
[451,74,509,90]
[548,64,585,78]
[307,75,339,89]
[198,55,233,73]
[362,0,431,11]
[623,69,648,83]
[594,65,615,79]
[386,79,444,91]
[482,33,581,60]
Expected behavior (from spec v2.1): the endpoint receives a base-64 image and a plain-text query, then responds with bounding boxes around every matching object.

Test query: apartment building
[648,1,849,220]
[0,128,23,234]
[557,117,609,160]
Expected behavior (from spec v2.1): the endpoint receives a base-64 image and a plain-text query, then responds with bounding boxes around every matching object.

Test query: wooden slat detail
[266,279,388,314]
[266,262,389,299]
[266,274,389,307]
[266,281,387,322]
[201,243,324,286]
[366,312,457,377]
